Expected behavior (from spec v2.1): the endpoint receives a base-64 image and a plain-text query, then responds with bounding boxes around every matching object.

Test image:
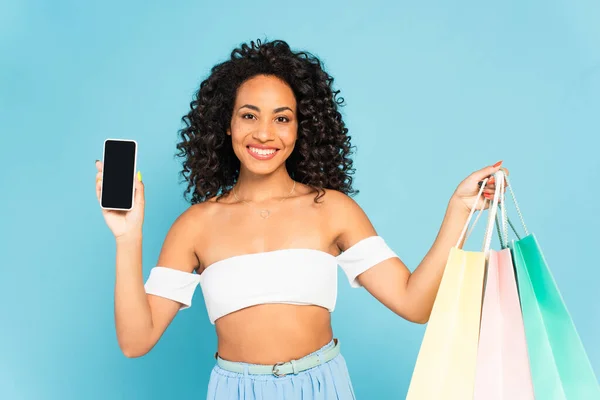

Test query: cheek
[229,125,250,143]
[280,125,298,146]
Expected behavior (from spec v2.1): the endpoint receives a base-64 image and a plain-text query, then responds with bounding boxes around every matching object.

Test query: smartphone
[100,139,138,211]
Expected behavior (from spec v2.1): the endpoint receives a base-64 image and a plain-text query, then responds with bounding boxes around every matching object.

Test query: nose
[252,120,275,142]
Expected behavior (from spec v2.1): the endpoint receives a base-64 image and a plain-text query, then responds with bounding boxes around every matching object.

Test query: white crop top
[144,235,398,324]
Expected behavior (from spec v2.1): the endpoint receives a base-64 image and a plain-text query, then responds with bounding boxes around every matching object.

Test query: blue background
[1,0,599,398]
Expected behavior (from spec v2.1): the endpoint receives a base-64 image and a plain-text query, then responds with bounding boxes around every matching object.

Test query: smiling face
[228,74,298,176]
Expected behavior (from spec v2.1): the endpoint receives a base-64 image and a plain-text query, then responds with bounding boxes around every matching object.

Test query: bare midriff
[214,304,334,364]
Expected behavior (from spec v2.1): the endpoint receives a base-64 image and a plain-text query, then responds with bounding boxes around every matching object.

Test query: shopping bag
[473,173,534,400]
[406,171,504,400]
[505,176,600,399]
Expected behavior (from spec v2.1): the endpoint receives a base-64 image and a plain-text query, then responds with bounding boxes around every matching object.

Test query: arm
[115,208,200,357]
[332,163,503,324]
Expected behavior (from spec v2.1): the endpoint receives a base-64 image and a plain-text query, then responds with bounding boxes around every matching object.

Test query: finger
[134,172,144,207]
[483,191,506,200]
[483,182,509,193]
[501,168,510,186]
[483,193,502,201]
[95,167,103,195]
[96,177,102,203]
[478,173,510,188]
[95,160,103,173]
[478,177,495,186]
[470,161,504,182]
[482,171,511,188]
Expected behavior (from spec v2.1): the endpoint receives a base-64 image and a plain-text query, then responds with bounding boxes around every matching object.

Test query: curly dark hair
[176,38,358,204]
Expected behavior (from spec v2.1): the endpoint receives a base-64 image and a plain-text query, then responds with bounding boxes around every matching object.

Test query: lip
[246,145,280,161]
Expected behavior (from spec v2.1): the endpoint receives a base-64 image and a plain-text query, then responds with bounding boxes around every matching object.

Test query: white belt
[216,339,340,377]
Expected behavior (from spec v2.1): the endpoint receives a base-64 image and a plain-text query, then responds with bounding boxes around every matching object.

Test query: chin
[242,160,285,176]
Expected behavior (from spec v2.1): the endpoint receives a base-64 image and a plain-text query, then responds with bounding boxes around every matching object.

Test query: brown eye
[276,116,290,123]
[242,113,256,120]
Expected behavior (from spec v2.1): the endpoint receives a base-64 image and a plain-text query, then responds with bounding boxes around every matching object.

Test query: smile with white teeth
[249,147,277,155]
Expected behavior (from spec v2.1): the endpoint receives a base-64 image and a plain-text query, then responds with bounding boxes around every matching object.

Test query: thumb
[469,161,504,182]
[134,171,145,207]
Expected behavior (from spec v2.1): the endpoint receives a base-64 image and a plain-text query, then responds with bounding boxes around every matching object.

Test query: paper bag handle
[481,170,505,254]
[455,177,489,248]
[455,169,505,254]
[495,172,529,248]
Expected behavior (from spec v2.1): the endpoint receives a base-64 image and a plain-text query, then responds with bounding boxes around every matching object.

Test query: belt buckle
[272,362,287,378]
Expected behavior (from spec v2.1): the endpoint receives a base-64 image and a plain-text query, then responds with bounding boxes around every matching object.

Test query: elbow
[411,314,429,325]
[121,346,149,358]
[414,309,432,324]
[118,336,153,358]
[400,309,430,325]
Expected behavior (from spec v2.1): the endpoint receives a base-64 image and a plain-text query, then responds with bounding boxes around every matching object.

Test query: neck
[234,166,296,203]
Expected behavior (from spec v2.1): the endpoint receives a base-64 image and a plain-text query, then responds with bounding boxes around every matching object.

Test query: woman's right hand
[95,160,145,239]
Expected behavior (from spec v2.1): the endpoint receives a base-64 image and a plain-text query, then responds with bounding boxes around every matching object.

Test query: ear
[226,128,231,136]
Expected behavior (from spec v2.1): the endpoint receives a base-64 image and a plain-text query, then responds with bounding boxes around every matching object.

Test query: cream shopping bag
[406,171,504,400]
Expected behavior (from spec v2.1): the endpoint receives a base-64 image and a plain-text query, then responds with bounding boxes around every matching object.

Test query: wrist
[448,195,470,216]
[115,231,143,246]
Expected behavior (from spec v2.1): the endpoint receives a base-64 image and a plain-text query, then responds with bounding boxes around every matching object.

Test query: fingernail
[493,160,503,168]
[95,159,99,163]
[137,171,142,182]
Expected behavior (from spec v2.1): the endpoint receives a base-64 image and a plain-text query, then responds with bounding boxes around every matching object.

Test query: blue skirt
[206,340,356,399]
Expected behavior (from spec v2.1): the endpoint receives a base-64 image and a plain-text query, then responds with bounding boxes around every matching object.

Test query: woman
[95,39,505,399]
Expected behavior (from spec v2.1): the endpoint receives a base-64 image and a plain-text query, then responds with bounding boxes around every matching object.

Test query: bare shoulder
[320,188,365,219]
[321,189,377,250]
[168,201,210,234]
[320,188,358,208]
[155,202,210,273]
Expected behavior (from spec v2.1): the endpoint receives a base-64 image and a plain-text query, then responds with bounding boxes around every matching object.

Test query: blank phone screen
[101,140,137,210]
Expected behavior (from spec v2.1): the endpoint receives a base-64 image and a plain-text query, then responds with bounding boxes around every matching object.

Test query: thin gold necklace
[232,181,296,219]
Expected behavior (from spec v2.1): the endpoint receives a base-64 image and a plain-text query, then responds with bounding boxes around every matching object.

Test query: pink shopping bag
[473,173,534,400]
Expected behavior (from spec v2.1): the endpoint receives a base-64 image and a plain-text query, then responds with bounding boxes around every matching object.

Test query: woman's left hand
[451,161,508,212]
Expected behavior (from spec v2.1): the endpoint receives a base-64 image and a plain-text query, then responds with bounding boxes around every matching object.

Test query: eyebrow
[239,104,294,113]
